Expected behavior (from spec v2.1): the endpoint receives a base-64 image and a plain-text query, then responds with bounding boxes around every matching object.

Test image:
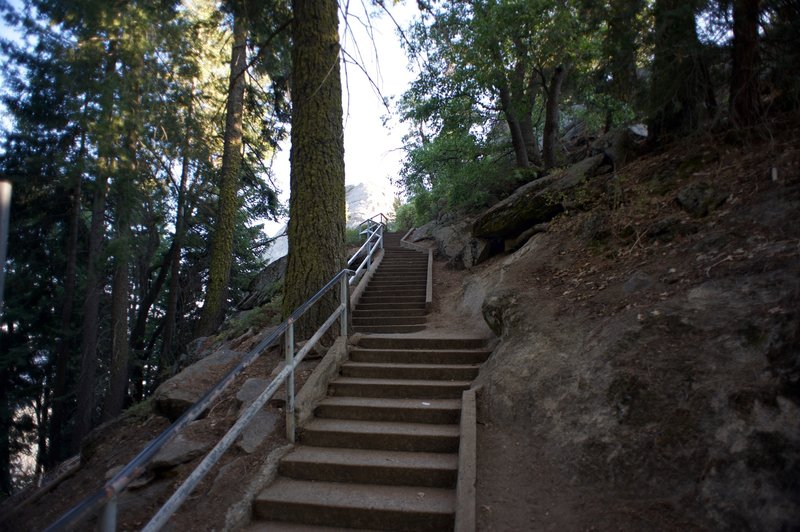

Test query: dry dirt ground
[459,120,800,530]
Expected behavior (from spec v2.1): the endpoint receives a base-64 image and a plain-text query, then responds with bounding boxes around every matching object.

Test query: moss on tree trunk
[282,0,345,339]
[196,5,248,337]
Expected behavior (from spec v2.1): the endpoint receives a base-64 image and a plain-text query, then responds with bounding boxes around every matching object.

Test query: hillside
[413,118,800,530]
[2,120,798,530]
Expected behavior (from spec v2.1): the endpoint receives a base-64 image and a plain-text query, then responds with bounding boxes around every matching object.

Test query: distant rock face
[345,182,396,229]
[263,181,397,265]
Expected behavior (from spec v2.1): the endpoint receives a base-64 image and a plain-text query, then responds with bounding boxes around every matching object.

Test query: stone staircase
[352,232,428,334]
[247,232,491,531]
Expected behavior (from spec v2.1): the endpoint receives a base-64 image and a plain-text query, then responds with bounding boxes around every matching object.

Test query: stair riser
[314,404,460,424]
[358,296,426,304]
[341,366,479,380]
[300,429,459,453]
[278,461,457,488]
[329,382,468,399]
[353,303,427,310]
[352,317,427,326]
[352,309,427,318]
[353,325,427,333]
[350,350,490,364]
[364,283,427,290]
[356,338,488,349]
[252,501,454,532]
[361,289,426,297]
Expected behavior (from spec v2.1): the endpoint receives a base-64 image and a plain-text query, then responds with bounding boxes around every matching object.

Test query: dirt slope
[442,121,800,530]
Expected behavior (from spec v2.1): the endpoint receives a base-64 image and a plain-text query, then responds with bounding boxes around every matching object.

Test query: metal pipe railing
[46,269,355,532]
[347,214,386,285]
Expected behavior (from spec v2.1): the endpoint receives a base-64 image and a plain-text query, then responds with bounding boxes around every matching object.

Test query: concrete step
[349,347,491,365]
[352,324,427,334]
[361,287,426,296]
[365,281,427,289]
[358,295,426,304]
[253,478,454,531]
[300,418,460,452]
[245,521,377,531]
[279,446,458,487]
[315,396,461,424]
[329,377,471,399]
[355,336,489,350]
[368,277,427,284]
[378,262,427,267]
[352,308,427,318]
[353,302,427,311]
[352,316,427,327]
[341,362,479,381]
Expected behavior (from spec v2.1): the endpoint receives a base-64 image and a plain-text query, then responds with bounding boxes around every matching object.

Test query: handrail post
[100,495,117,532]
[340,274,348,338]
[285,321,295,443]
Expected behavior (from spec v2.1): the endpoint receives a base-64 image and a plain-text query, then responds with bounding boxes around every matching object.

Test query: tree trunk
[499,85,531,169]
[161,149,190,374]
[0,363,10,497]
[103,47,143,420]
[48,126,85,466]
[543,65,567,170]
[103,188,133,420]
[282,0,346,339]
[605,0,643,107]
[73,39,117,450]
[730,0,761,127]
[648,0,706,144]
[196,4,248,337]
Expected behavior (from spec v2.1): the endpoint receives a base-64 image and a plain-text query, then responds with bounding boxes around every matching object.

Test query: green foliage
[392,201,418,231]
[345,227,363,247]
[0,0,291,491]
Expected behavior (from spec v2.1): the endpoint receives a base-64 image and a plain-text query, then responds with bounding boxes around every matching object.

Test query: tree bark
[730,0,761,127]
[48,125,85,465]
[648,0,707,144]
[499,85,531,169]
[0,366,10,497]
[282,0,346,339]
[73,39,117,450]
[161,145,191,374]
[103,45,143,420]
[543,65,567,170]
[196,3,248,337]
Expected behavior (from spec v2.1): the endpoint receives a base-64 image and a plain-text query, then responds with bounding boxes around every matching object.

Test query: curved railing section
[346,214,386,285]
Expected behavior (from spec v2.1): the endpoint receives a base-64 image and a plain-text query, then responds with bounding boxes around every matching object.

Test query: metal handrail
[357,212,388,234]
[347,214,386,285]
[46,268,355,532]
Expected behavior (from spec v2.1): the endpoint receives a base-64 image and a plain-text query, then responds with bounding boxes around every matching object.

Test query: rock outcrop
[472,154,604,240]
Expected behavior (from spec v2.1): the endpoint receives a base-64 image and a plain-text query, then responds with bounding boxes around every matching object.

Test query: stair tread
[351,347,491,354]
[246,522,378,532]
[283,446,458,470]
[342,362,479,371]
[318,396,461,409]
[303,418,460,437]
[332,376,470,386]
[256,478,455,514]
